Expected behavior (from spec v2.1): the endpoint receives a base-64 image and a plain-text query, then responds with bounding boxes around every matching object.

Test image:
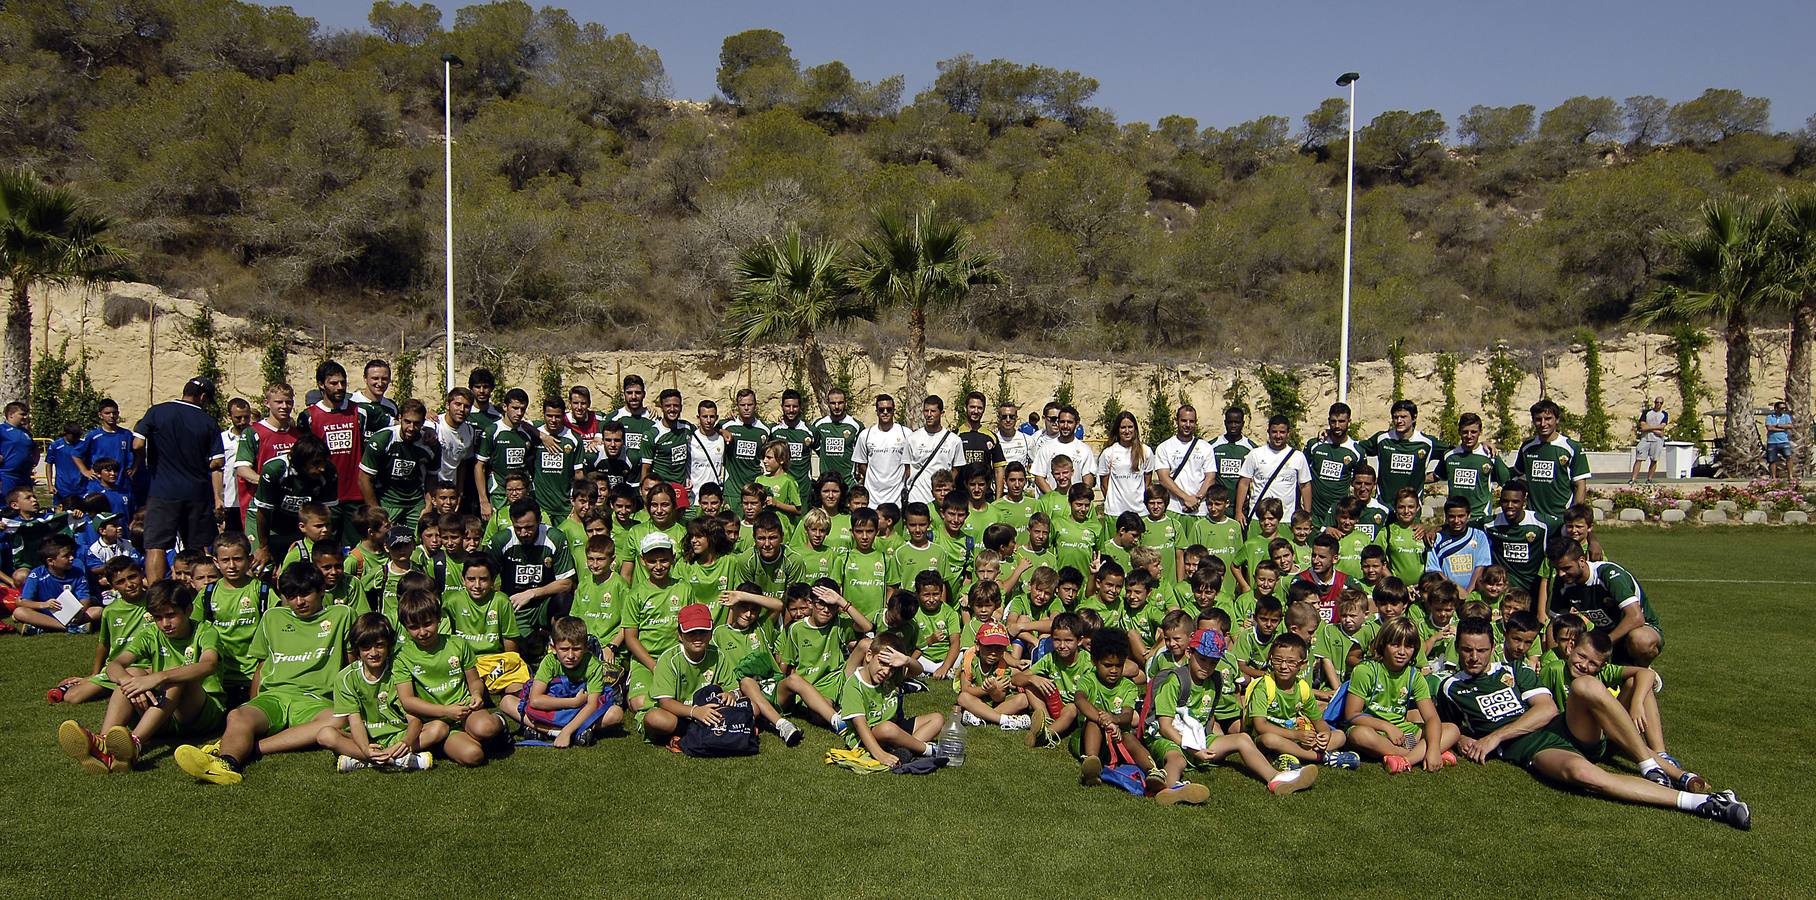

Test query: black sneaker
[1695,790,1752,831]
[902,679,927,694]
[1644,768,1674,788]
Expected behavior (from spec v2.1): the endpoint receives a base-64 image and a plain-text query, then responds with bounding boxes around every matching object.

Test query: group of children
[15,387,1750,830]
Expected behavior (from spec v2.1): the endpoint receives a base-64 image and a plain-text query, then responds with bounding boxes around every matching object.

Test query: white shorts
[1634,437,1665,463]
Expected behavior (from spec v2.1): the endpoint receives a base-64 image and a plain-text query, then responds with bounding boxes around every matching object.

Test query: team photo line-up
[11,357,1747,829]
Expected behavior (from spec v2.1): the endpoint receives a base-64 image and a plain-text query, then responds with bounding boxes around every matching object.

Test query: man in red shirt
[234,382,307,525]
[565,384,602,455]
[296,361,367,544]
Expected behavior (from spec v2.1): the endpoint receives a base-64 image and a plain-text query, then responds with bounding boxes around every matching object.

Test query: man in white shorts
[1629,397,1668,485]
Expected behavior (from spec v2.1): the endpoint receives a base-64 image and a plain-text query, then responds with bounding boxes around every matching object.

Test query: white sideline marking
[1645,578,1816,585]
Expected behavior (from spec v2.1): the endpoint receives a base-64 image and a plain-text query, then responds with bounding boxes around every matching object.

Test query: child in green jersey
[1008,566,1061,648]
[1312,591,1369,691]
[1244,633,1356,769]
[1075,628,1173,796]
[278,503,334,575]
[49,557,148,706]
[174,563,353,786]
[1146,627,1317,798]
[1119,569,1167,664]
[316,612,431,772]
[1419,583,1462,676]
[515,616,617,746]
[393,587,501,766]
[483,474,532,546]
[1283,600,1332,698]
[569,534,628,666]
[1220,560,1272,629]
[1500,610,1542,670]
[1358,544,1389,593]
[1286,510,1316,568]
[342,505,390,593]
[776,581,875,729]
[794,508,837,582]
[911,571,961,679]
[314,546,360,608]
[643,603,731,745]
[442,555,526,698]
[1235,497,1286,594]
[1472,565,1511,615]
[1560,504,1605,562]
[1014,611,1090,747]
[1327,498,1370,581]
[956,622,1034,731]
[839,630,945,767]
[1234,595,1285,682]
[1343,617,1459,774]
[59,582,224,774]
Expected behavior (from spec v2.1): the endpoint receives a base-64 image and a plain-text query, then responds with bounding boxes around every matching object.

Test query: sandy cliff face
[40,282,1791,440]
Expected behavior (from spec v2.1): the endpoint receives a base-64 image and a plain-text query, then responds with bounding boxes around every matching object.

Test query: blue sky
[291,0,1816,131]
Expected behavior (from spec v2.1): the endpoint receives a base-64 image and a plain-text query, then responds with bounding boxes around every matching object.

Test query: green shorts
[244,689,333,731]
[170,694,227,736]
[1145,736,1215,769]
[627,661,653,701]
[1498,727,1580,769]
[1549,719,1609,762]
[1348,718,1419,743]
[89,672,119,692]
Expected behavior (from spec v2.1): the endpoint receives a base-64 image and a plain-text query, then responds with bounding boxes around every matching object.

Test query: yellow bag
[476,651,530,695]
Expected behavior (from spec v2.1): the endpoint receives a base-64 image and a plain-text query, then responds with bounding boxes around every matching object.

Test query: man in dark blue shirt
[0,402,36,495]
[133,378,225,583]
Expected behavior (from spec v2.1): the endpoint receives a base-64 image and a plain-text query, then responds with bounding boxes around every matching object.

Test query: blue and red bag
[1100,741,1148,796]
[515,675,615,746]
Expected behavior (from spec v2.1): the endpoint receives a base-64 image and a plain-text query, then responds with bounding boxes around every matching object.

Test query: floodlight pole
[442,53,464,392]
[1336,72,1360,405]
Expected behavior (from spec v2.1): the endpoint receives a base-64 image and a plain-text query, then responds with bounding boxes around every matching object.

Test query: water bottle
[939,709,966,767]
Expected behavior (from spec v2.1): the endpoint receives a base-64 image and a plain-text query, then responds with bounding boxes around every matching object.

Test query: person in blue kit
[47,423,91,509]
[133,378,226,584]
[0,402,37,496]
[80,398,138,489]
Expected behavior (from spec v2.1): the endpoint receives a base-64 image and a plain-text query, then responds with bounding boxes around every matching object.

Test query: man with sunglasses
[995,401,1032,473]
[852,395,910,506]
[957,391,1007,497]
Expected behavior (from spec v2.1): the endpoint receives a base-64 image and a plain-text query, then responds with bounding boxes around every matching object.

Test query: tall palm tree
[1765,191,1816,478]
[723,232,871,410]
[1632,197,1774,477]
[0,169,129,405]
[848,209,1002,404]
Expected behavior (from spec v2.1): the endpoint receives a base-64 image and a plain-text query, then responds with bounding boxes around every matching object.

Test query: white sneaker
[960,710,984,728]
[336,755,367,773]
[999,714,1032,731]
[776,719,803,747]
[400,751,434,771]
[1652,671,1664,695]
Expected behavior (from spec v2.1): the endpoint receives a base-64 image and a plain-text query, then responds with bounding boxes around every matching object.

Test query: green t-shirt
[1377,522,1428,587]
[711,622,772,675]
[478,419,536,505]
[535,650,607,693]
[889,540,944,592]
[721,419,772,497]
[649,420,694,484]
[1049,515,1099,579]
[835,546,896,621]
[1244,675,1320,728]
[439,587,521,655]
[1359,429,1447,506]
[778,617,856,691]
[529,429,585,522]
[1311,621,1365,684]
[570,574,629,645]
[769,419,817,492]
[1436,446,1510,523]
[1513,434,1589,521]
[332,661,409,741]
[97,599,153,671]
[1348,659,1429,727]
[649,644,725,702]
[911,602,962,662]
[1538,655,1624,713]
[678,554,741,608]
[359,424,437,513]
[1302,436,1363,525]
[811,415,862,482]
[736,547,805,599]
[1209,436,1257,497]
[249,604,353,696]
[1150,670,1220,725]
[1483,511,1549,592]
[629,578,691,662]
[991,493,1041,534]
[1334,529,1370,581]
[616,519,688,583]
[1549,561,1658,633]
[837,669,899,727]
[1123,601,1169,648]
[795,543,838,583]
[1028,649,1094,702]
[755,473,803,527]
[392,633,476,707]
[1080,671,1141,718]
[1195,516,1243,599]
[121,620,224,697]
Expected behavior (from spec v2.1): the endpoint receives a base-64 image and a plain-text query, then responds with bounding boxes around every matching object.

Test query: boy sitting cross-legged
[316,612,433,772]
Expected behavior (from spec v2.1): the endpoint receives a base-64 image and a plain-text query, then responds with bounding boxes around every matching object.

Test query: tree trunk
[904,301,928,404]
[1720,307,1764,477]
[1,278,32,407]
[800,327,833,415]
[1787,297,1814,480]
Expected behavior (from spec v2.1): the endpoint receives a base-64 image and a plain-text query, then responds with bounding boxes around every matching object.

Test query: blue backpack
[515,675,615,746]
[1100,741,1148,796]
[678,685,760,757]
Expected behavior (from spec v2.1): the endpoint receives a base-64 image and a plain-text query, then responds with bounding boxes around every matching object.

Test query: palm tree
[1765,191,1816,478]
[722,232,871,410]
[0,169,129,406]
[1631,197,1774,477]
[847,209,1001,404]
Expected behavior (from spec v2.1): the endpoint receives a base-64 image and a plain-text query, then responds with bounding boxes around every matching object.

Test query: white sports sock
[1676,791,1709,811]
[1639,757,1662,775]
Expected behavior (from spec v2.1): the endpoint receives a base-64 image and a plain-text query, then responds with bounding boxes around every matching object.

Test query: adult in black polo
[134,377,226,583]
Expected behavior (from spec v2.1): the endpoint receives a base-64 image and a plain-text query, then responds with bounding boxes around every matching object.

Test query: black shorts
[142,496,218,552]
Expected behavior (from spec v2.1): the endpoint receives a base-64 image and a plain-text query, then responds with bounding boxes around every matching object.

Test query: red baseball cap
[976,623,1010,647]
[678,603,713,634]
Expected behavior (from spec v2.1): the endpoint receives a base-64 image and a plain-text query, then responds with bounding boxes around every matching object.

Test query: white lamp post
[441,53,464,392]
[1336,71,1360,405]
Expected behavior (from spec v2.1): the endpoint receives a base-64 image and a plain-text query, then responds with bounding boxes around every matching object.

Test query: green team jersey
[439,588,520,655]
[122,620,225,697]
[467,403,500,435]
[1483,511,1549,591]
[616,519,687,582]
[1049,515,1099,579]
[1351,500,1392,541]
[629,577,690,662]
[1435,446,1510,523]
[991,493,1041,534]
[1513,434,1589,522]
[478,419,536,505]
[1080,671,1141,717]
[1028,649,1094,702]
[332,661,408,741]
[1150,670,1220,725]
[1537,656,1625,713]
[754,473,802,528]
[535,651,606,693]
[359,424,438,515]
[712,622,772,675]
[1376,522,1428,587]
[249,604,353,696]
[769,419,817,493]
[1136,513,1187,582]
[835,546,896,620]
[1211,657,1244,720]
[779,617,856,691]
[838,669,900,727]
[1230,623,1279,671]
[932,529,977,592]
[1036,489,1075,534]
[611,409,660,471]
[811,415,862,483]
[1549,561,1659,634]
[890,540,944,590]
[1244,675,1319,728]
[1302,435,1363,525]
[96,600,153,673]
[492,524,576,630]
[360,562,416,624]
[528,428,585,521]
[961,505,995,545]
[1359,429,1446,506]
[795,542,837,582]
[736,547,805,598]
[1096,539,1132,581]
[650,644,725,702]
[1194,516,1243,599]
[392,633,476,707]
[1240,530,1285,579]
[720,418,771,497]
[1311,622,1365,684]
[194,580,269,683]
[1335,529,1370,580]
[570,574,629,645]
[1217,591,1262,627]
[1123,601,1169,647]
[677,554,740,609]
[649,420,694,484]
[1437,662,1548,739]
[1208,435,1257,496]
[911,602,961,662]
[1348,659,1428,728]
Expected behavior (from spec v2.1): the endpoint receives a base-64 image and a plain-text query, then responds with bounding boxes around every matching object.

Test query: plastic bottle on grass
[939,710,966,767]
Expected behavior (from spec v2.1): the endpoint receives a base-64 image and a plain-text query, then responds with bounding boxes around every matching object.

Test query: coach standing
[134,377,226,583]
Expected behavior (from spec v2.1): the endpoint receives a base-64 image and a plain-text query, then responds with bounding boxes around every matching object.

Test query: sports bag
[679,684,760,757]
[515,675,614,746]
[1100,740,1148,796]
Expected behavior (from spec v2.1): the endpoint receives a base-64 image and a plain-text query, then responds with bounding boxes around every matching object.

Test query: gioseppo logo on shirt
[1581,608,1614,627]
[1502,543,1530,563]
[513,564,544,585]
[538,448,565,472]
[1219,458,1242,476]
[1452,468,1478,488]
[1389,452,1416,473]
[323,425,356,452]
[504,447,526,468]
[625,433,645,451]
[1475,686,1523,719]
[735,439,757,458]
[389,459,416,478]
[668,446,687,465]
[1319,460,1345,480]
[823,437,846,455]
[1529,460,1556,480]
[281,496,305,512]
